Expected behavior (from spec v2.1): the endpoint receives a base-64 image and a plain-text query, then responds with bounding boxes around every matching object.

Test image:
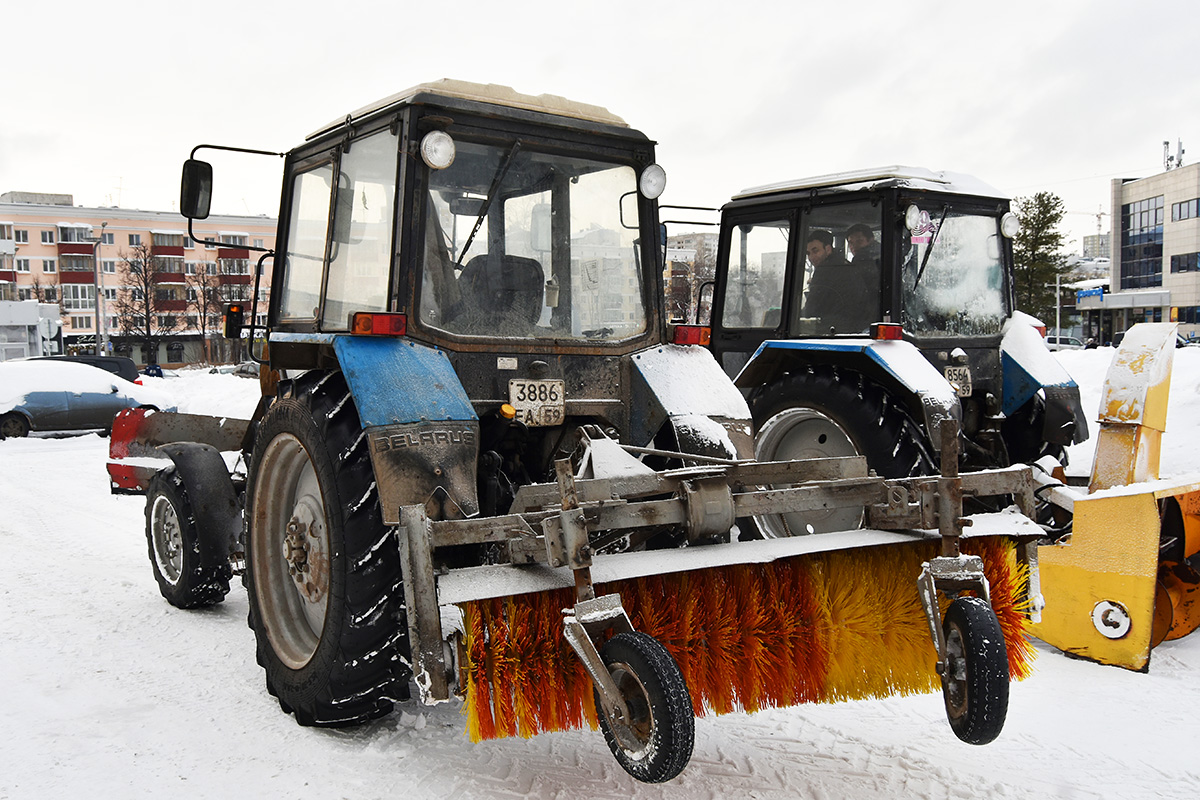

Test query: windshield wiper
[455,141,522,268]
[913,204,949,289]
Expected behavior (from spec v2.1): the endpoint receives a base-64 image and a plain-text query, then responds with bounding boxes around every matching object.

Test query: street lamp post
[90,221,108,356]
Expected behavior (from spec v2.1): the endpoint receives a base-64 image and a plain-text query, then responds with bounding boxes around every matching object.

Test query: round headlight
[639,163,667,199]
[420,131,456,170]
[904,204,922,231]
[1001,212,1021,238]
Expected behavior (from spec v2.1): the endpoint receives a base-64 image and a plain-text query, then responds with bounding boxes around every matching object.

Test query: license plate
[508,379,565,427]
[944,366,972,397]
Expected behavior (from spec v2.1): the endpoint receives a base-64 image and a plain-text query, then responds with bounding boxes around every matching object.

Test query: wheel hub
[283,498,327,604]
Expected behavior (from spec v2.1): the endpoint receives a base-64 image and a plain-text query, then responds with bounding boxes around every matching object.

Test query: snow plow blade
[107,407,250,493]
[1032,323,1200,670]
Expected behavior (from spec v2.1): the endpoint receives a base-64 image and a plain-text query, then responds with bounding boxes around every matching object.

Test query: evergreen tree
[1011,191,1070,324]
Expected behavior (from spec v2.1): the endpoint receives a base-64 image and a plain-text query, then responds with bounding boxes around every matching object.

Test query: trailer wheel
[594,632,694,783]
[145,469,232,608]
[752,367,932,535]
[0,412,30,439]
[245,371,408,727]
[941,596,1009,745]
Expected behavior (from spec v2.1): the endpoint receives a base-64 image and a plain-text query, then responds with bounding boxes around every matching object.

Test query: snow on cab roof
[734,166,1008,201]
[308,79,628,141]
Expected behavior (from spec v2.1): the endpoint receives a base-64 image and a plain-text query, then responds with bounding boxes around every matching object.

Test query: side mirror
[180,159,213,220]
[223,303,245,339]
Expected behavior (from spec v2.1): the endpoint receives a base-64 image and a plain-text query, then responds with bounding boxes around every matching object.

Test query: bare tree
[111,242,181,365]
[186,263,223,363]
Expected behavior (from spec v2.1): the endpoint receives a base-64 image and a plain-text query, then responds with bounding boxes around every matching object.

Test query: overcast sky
[4,0,1196,250]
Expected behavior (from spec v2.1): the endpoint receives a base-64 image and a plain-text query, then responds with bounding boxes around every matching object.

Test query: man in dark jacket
[803,229,878,333]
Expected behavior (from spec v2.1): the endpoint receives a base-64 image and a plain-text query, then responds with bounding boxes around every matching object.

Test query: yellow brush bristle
[459,536,1035,740]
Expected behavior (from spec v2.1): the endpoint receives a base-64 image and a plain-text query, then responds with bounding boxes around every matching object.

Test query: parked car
[1046,335,1085,351]
[28,355,141,384]
[0,360,175,439]
[209,362,260,379]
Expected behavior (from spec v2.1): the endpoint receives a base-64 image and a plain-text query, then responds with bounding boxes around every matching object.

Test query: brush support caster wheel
[593,632,694,783]
[941,596,1009,745]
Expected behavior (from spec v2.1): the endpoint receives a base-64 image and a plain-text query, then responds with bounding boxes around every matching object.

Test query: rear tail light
[672,325,711,346]
[351,312,408,336]
[869,323,904,341]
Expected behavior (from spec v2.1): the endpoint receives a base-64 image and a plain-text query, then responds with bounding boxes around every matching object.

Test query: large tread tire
[244,371,408,727]
[752,366,933,478]
[594,632,694,784]
[941,596,1009,745]
[145,469,232,608]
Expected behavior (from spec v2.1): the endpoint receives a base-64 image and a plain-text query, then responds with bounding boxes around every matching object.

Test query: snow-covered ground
[3,354,1200,799]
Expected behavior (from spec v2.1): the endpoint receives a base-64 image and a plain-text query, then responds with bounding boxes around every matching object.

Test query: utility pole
[90,221,108,356]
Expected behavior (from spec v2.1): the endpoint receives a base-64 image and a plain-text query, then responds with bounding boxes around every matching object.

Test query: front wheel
[145,469,232,608]
[594,632,694,784]
[941,596,1009,745]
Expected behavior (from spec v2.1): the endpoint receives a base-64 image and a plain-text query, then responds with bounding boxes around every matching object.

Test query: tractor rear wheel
[941,596,1009,745]
[752,366,932,535]
[245,371,408,726]
[594,632,694,783]
[145,469,232,608]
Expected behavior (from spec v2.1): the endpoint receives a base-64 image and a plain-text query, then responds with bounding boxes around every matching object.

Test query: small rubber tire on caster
[593,631,694,783]
[941,596,1009,745]
[145,469,232,608]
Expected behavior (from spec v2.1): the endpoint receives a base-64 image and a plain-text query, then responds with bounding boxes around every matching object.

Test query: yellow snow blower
[1031,323,1200,670]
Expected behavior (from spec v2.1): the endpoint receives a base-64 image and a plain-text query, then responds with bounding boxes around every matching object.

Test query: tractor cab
[708,167,1086,471]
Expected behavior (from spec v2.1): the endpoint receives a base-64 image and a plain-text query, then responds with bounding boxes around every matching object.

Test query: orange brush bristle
[459,535,1035,741]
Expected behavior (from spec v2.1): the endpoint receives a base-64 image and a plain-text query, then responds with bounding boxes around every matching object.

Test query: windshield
[418,139,647,341]
[901,208,1007,336]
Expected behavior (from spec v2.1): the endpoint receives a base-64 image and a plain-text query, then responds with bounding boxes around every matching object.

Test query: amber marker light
[351,312,408,336]
[870,323,904,341]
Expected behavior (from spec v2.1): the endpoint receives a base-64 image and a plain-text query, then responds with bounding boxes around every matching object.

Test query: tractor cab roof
[307,79,632,142]
[732,166,1008,203]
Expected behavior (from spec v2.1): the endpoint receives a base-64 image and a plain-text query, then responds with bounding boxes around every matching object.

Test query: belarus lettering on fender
[372,426,476,452]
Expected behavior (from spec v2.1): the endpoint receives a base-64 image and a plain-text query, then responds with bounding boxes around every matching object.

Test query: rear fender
[1000,318,1087,445]
[734,338,960,450]
[158,442,243,560]
[629,344,755,459]
[331,336,480,525]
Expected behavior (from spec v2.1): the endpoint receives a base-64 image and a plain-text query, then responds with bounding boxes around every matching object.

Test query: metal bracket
[562,593,636,741]
[398,503,449,703]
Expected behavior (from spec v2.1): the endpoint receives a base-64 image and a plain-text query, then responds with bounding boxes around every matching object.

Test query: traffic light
[223,303,245,339]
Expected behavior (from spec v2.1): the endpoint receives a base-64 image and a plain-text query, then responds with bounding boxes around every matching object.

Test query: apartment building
[0,192,276,365]
[1077,162,1200,343]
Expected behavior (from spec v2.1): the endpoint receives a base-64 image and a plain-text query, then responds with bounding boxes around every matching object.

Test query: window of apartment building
[256,313,268,326]
[1120,195,1164,290]
[103,287,117,301]
[108,315,120,330]
[70,316,93,330]
[184,236,194,249]
[14,229,29,244]
[129,233,142,246]
[16,258,30,273]
[0,224,11,241]
[1171,253,1199,273]
[60,255,91,272]
[253,238,264,249]
[185,261,198,275]
[185,287,197,302]
[42,258,56,273]
[220,258,250,275]
[17,288,31,300]
[63,284,96,311]
[102,260,116,274]
[101,232,114,245]
[156,315,174,327]
[152,232,184,248]
[41,230,55,244]
[220,234,248,247]
[131,288,145,301]
[1171,199,1199,222]
[1176,306,1200,324]
[58,226,92,243]
[44,287,58,303]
